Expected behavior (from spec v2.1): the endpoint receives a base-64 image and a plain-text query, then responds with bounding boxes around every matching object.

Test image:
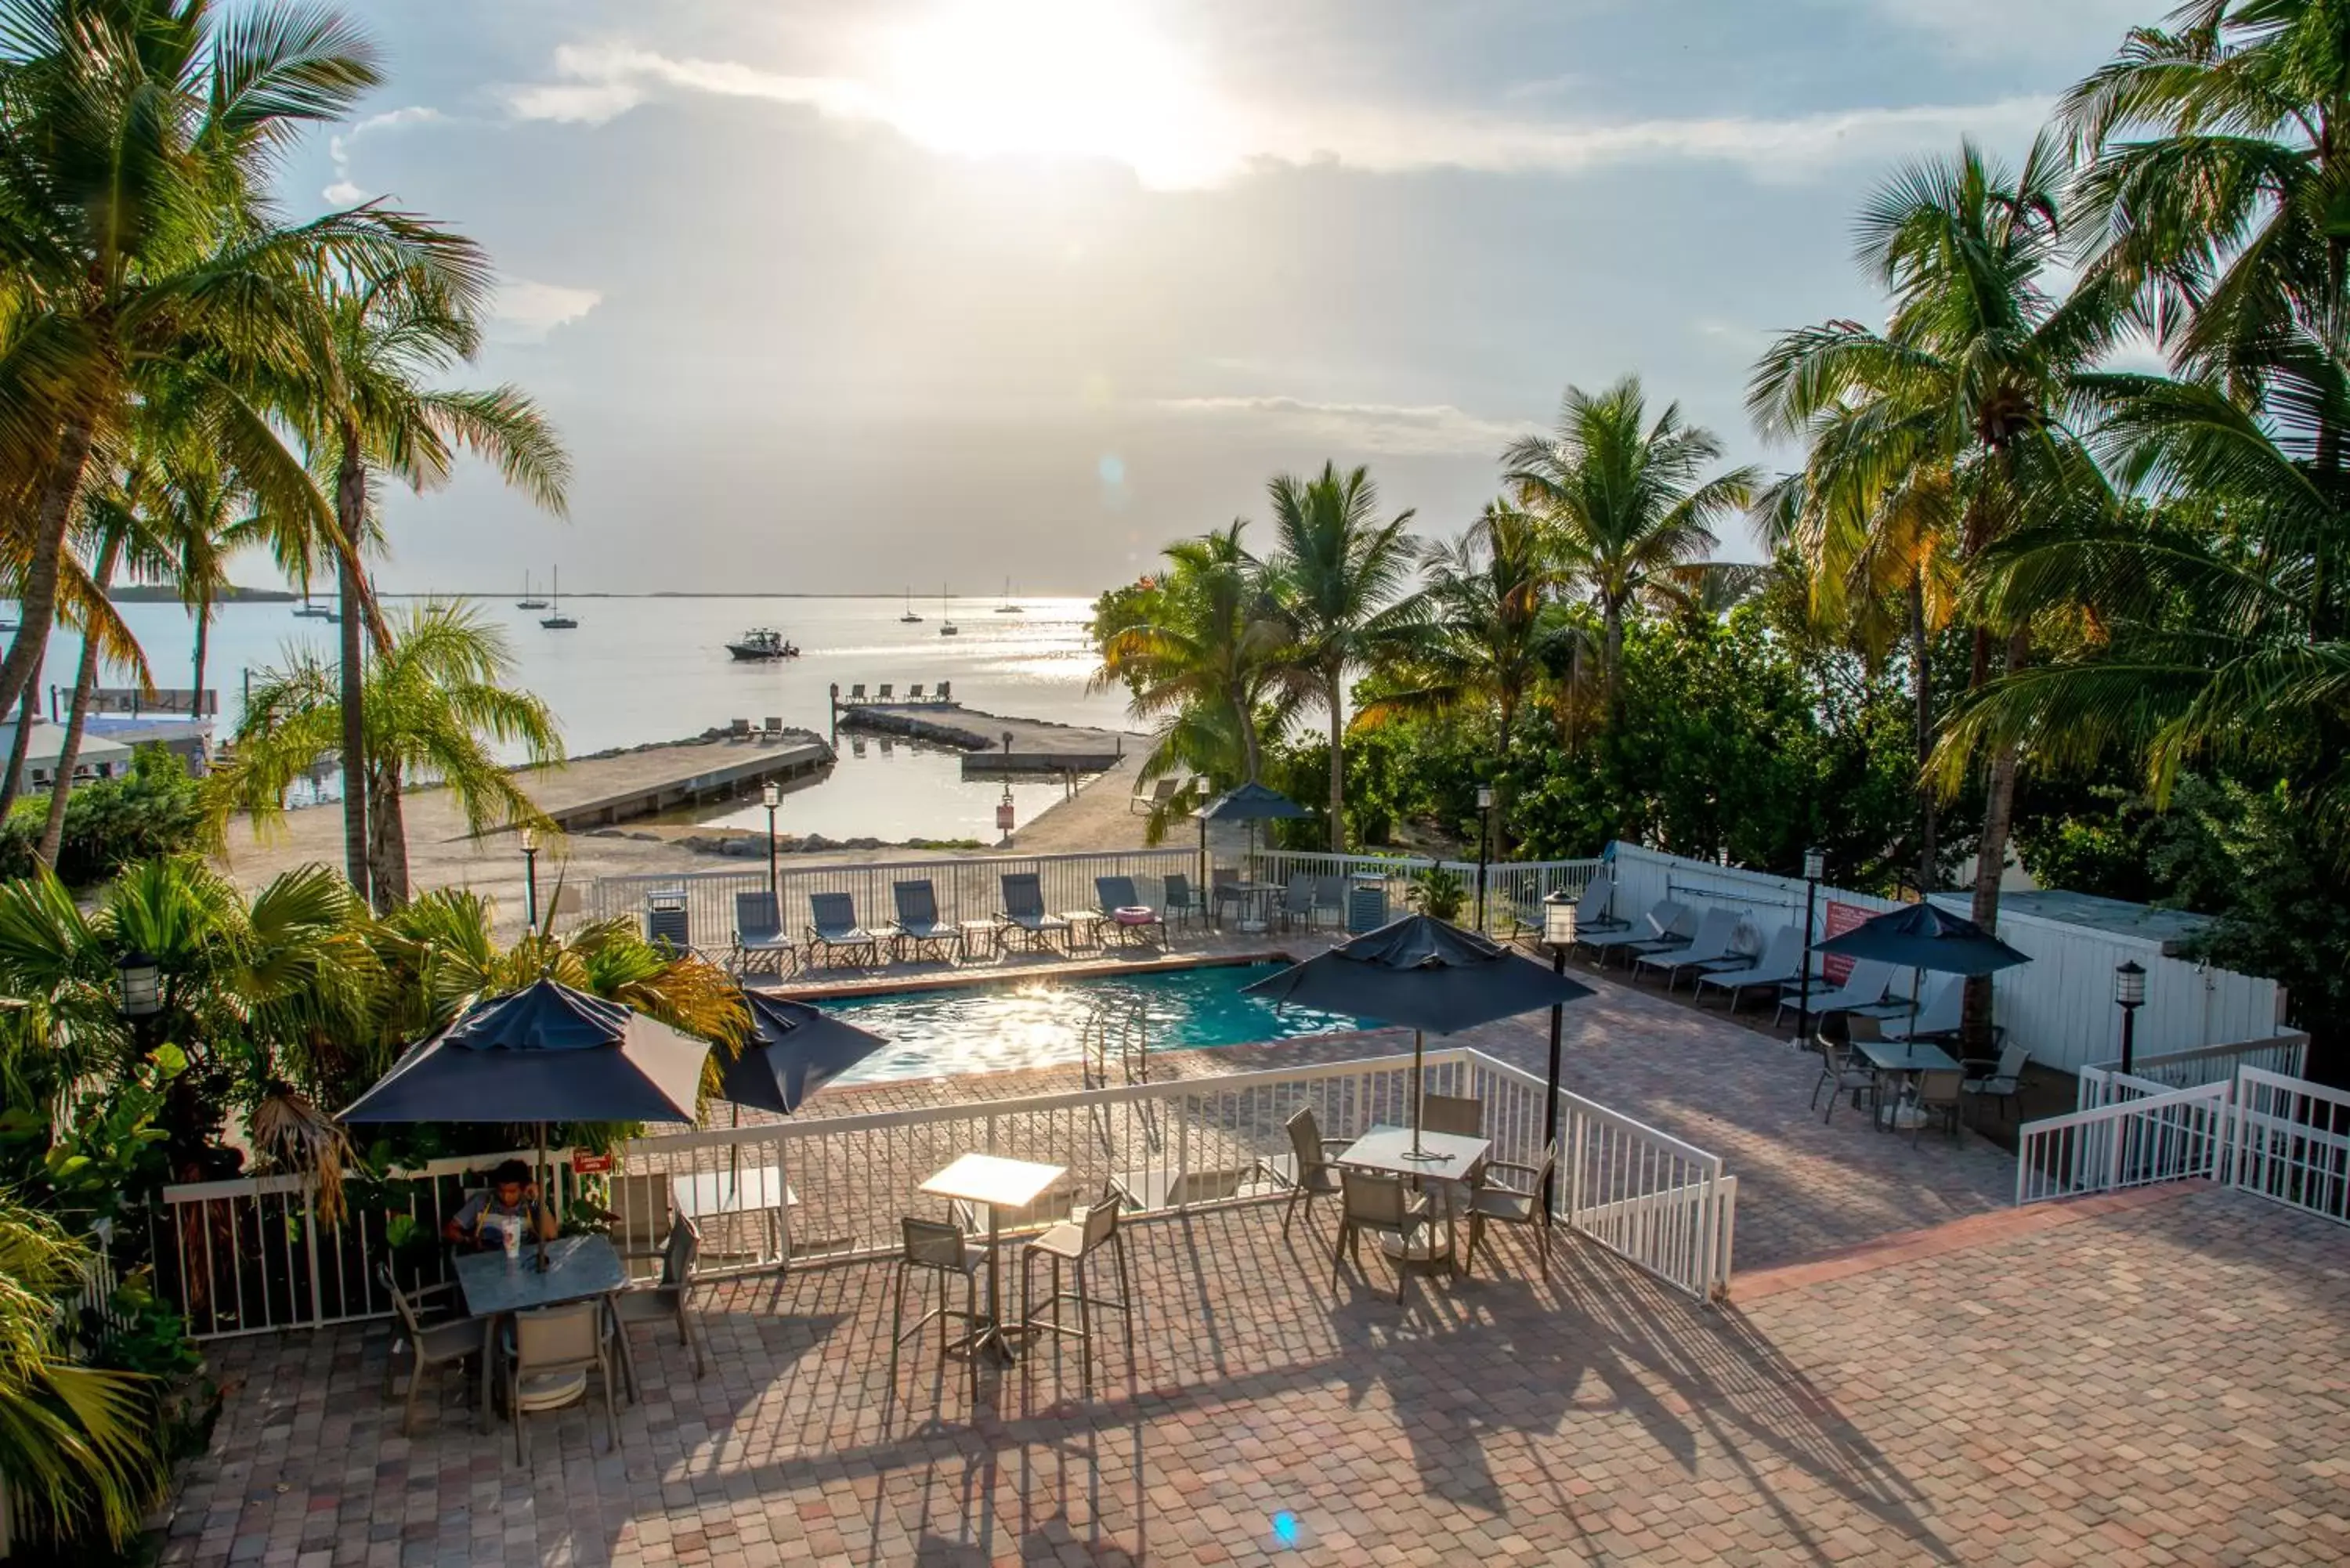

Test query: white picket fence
[146,1046,1735,1339]
[1250,851,1603,935]
[2018,1064,2350,1229]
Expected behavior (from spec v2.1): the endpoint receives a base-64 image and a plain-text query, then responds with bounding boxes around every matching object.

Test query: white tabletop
[1336,1125,1492,1180]
[920,1152,1066,1209]
[670,1165,800,1219]
[1853,1039,1961,1075]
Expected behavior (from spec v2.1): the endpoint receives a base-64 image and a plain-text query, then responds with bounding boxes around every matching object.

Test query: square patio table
[454,1234,627,1425]
[1336,1125,1492,1270]
[1217,882,1283,932]
[1852,1039,1962,1132]
[919,1153,1066,1364]
[1058,910,1106,951]
[671,1166,800,1266]
[957,919,1002,962]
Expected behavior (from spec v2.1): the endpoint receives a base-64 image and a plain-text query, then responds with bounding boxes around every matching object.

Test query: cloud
[494,279,605,340]
[1849,0,2146,59]
[1155,396,1533,456]
[322,104,442,204]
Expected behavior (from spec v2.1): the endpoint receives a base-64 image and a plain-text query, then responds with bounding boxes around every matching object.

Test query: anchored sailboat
[898,587,922,624]
[540,568,577,630]
[518,570,548,609]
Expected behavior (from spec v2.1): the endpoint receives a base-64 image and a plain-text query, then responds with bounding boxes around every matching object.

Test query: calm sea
[31,594,1137,842]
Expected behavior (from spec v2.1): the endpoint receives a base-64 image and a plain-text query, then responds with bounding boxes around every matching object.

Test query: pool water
[818,962,1368,1085]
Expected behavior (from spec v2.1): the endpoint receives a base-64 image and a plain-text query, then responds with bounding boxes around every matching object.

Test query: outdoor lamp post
[115,950,162,1021]
[1540,890,1578,1218]
[2114,959,2146,1075]
[520,826,541,930]
[1474,783,1495,934]
[761,780,782,901]
[1795,847,1825,1043]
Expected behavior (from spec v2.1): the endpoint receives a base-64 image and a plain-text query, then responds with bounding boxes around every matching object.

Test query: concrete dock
[833,701,1133,776]
[537,734,833,829]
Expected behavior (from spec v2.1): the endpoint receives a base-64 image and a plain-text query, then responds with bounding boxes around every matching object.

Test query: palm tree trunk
[366,753,409,908]
[334,439,371,906]
[0,417,98,728]
[1603,599,1625,722]
[38,529,124,867]
[1,682,38,823]
[1325,664,1346,852]
[1908,569,1937,890]
[1962,627,2030,1052]
[1230,681,1261,783]
[190,599,210,720]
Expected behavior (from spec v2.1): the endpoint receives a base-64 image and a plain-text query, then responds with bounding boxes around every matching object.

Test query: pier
[830,692,1131,777]
[537,734,834,830]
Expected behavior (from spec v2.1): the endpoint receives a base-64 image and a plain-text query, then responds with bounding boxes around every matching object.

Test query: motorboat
[726,628,799,660]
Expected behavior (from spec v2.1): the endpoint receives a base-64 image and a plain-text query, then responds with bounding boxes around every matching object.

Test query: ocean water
[33,594,1137,841]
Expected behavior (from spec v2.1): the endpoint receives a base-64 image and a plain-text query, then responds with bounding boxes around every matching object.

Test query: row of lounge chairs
[708,873,1195,975]
[840,682,953,705]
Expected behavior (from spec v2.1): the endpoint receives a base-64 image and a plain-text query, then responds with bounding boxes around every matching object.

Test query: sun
[874,1,1228,187]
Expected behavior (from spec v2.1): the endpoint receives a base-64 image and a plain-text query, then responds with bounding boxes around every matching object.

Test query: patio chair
[1463,1143,1557,1276]
[728,717,751,739]
[1161,873,1205,930]
[1422,1094,1482,1136]
[1775,957,1898,1029]
[1271,1106,1348,1237]
[1209,868,1245,927]
[1334,1169,1434,1303]
[610,1216,706,1400]
[935,681,951,703]
[644,894,692,956]
[1130,775,1179,815]
[1694,923,1803,1010]
[1810,1027,1880,1125]
[376,1264,487,1436]
[848,683,866,703]
[890,880,956,963]
[1512,871,1625,942]
[888,1216,985,1403]
[762,716,783,739]
[877,684,893,701]
[805,891,883,967]
[729,891,797,978]
[908,683,925,701]
[999,873,1072,953]
[1314,876,1347,927]
[1020,1189,1134,1396]
[1094,876,1165,950]
[1959,1040,2030,1125]
[1279,873,1318,933]
[1911,1069,1965,1144]
[1881,974,1963,1042]
[1578,899,1690,966]
[504,1299,620,1463]
[1632,906,1745,990]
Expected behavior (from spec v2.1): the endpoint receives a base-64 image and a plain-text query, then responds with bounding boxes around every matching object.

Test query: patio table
[957,919,1002,962]
[1851,1039,1961,1132]
[671,1166,799,1266]
[1058,910,1106,951]
[1335,1125,1492,1270]
[1217,882,1283,933]
[918,1152,1066,1364]
[454,1234,627,1424]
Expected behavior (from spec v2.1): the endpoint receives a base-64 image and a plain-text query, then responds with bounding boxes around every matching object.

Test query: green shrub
[0,743,205,884]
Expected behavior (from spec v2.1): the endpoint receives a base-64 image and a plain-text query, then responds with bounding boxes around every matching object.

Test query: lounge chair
[889,880,955,963]
[1094,876,1165,950]
[935,681,951,703]
[907,683,924,701]
[805,891,882,967]
[1161,873,1205,930]
[999,873,1072,953]
[728,891,797,978]
[1632,906,1744,990]
[762,716,783,739]
[1130,775,1180,816]
[728,717,751,739]
[877,684,894,702]
[1693,923,1802,1009]
[1774,956,1898,1028]
[1512,870,1624,941]
[1578,899,1690,966]
[1881,974,1963,1041]
[848,683,866,703]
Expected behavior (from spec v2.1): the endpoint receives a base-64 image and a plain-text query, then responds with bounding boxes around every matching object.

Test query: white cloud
[1155,396,1533,456]
[494,279,605,341]
[322,105,443,205]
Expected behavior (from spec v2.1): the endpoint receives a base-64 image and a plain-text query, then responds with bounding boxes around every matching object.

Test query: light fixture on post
[761,780,783,902]
[520,826,540,930]
[2113,959,2146,1075]
[1474,783,1496,934]
[1538,889,1578,1219]
[1795,847,1825,1045]
[114,950,162,1026]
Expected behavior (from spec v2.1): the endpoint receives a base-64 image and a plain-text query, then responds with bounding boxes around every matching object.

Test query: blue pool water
[818,962,1368,1085]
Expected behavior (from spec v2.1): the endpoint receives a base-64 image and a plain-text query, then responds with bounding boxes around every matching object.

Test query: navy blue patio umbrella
[718,992,887,1115]
[1194,781,1314,904]
[1814,901,2030,1035]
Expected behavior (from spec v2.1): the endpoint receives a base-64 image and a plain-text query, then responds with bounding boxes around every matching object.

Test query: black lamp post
[1795,846,1825,1043]
[761,779,782,902]
[1474,783,1495,934]
[115,950,162,1021]
[1540,888,1578,1219]
[520,826,540,930]
[2114,959,2146,1075]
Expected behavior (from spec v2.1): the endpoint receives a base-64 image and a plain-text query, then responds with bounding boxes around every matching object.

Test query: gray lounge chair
[1130,775,1180,815]
[889,880,955,963]
[1693,922,1802,1008]
[999,873,1072,953]
[728,891,797,978]
[1632,907,1744,990]
[1094,876,1165,950]
[907,683,924,701]
[805,891,882,967]
[848,683,866,703]
[1881,974,1964,1041]
[877,684,893,702]
[935,681,951,703]
[1776,956,1899,1028]
[1578,899,1690,966]
[1512,870,1625,941]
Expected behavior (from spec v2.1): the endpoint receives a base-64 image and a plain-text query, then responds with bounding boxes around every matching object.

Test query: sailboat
[518,570,548,609]
[540,568,577,630]
[938,584,958,637]
[898,587,923,624]
[994,575,1023,613]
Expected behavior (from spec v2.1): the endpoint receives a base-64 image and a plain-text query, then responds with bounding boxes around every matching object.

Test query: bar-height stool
[1020,1191,1133,1396]
[888,1216,985,1402]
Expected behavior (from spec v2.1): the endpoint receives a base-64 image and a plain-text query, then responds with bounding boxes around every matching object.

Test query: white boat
[938,584,957,636]
[540,568,577,630]
[898,587,922,623]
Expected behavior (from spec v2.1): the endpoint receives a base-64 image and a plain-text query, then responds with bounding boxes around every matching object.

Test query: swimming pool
[817,962,1368,1086]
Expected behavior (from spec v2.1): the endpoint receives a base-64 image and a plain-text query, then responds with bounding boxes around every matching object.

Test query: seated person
[443,1159,559,1252]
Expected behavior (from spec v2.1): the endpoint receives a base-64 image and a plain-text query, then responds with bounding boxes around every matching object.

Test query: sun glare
[876,1,1228,187]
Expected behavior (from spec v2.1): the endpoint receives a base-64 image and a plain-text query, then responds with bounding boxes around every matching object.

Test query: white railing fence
[150,1046,1734,1338]
[1249,851,1603,937]
[2230,1067,2350,1227]
[2078,1031,2310,1109]
[2016,1080,2235,1205]
[580,848,1196,945]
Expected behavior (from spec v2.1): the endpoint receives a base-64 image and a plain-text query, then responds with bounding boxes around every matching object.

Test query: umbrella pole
[535,1122,551,1274]
[1402,1029,1444,1162]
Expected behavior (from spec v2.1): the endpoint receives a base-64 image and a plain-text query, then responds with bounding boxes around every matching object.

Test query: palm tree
[1503,376,1759,722]
[296,280,571,910]
[0,1194,169,1549]
[1093,522,1291,796]
[210,602,565,905]
[1263,462,1426,851]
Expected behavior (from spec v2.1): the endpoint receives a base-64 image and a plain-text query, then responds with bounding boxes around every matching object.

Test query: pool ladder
[1080,999,1152,1089]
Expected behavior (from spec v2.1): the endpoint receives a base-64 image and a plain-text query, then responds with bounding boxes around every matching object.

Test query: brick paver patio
[166,1183,2350,1566]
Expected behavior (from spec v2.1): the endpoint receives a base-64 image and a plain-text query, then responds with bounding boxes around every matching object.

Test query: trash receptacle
[645,890,689,952]
[1347,879,1388,934]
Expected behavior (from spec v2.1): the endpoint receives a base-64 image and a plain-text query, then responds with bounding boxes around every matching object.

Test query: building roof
[1993,888,2218,956]
[0,720,133,771]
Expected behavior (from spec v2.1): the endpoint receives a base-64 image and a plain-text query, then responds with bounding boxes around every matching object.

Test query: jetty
[830,694,1132,777]
[537,732,833,830]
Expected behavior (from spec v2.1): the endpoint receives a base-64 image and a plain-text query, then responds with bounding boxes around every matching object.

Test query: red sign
[1819,901,1874,985]
[569,1151,613,1176]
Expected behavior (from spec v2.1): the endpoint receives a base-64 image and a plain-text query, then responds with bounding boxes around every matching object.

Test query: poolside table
[1217,883,1283,933]
[1058,910,1106,951]
[1851,1038,1962,1132]
[957,919,1002,962]
[454,1234,627,1425]
[919,1152,1065,1364]
[670,1166,799,1266]
[1336,1125,1492,1271]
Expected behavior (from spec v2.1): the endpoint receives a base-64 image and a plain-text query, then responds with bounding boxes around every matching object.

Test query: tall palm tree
[1503,376,1759,721]
[1749,136,2124,1043]
[295,279,571,909]
[1263,462,1426,851]
[212,601,564,905]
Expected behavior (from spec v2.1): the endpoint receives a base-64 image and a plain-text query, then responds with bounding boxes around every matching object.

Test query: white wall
[1601,844,2283,1075]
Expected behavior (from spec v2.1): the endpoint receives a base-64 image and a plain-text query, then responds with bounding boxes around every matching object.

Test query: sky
[302,0,2159,595]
